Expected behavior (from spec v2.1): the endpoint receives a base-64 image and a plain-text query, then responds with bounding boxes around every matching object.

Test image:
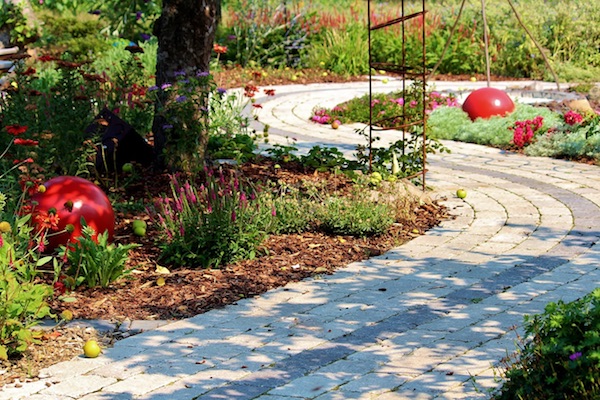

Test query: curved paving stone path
[2,81,600,400]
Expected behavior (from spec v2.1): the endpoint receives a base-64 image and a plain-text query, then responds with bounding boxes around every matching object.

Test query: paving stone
[40,375,116,397]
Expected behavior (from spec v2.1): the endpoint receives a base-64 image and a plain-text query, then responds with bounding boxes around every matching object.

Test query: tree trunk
[152,0,221,171]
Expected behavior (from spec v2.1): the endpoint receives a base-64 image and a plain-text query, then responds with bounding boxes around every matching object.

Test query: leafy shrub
[493,288,600,399]
[59,221,139,289]
[0,1,38,47]
[300,146,354,172]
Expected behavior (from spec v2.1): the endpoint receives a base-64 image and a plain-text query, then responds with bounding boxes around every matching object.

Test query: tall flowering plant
[151,167,276,268]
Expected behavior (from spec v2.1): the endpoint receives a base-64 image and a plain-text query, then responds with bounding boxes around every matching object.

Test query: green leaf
[36,256,54,267]
[60,297,77,303]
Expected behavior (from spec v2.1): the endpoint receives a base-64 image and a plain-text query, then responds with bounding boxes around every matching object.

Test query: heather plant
[493,288,600,399]
[152,170,276,268]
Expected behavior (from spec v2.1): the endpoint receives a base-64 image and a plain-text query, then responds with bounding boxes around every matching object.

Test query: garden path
[2,80,600,400]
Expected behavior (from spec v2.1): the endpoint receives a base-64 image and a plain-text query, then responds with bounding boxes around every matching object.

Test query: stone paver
[2,80,599,400]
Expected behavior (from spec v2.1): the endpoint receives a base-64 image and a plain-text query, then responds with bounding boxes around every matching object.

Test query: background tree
[151,0,221,170]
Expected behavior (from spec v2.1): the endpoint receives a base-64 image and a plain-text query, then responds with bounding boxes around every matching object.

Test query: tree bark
[152,0,221,170]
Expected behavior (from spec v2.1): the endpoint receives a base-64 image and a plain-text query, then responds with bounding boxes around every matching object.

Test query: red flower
[5,125,28,136]
[264,89,276,96]
[14,138,39,146]
[244,84,259,98]
[252,104,263,109]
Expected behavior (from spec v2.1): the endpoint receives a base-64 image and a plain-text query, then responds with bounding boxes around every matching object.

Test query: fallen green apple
[132,219,147,230]
[122,163,133,173]
[457,189,467,199]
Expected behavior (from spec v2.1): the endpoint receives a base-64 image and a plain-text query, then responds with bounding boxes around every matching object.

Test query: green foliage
[0,2,38,47]
[526,115,600,160]
[219,0,313,69]
[89,0,160,40]
[494,288,600,399]
[271,194,313,234]
[264,144,300,163]
[316,194,395,237]
[152,171,276,269]
[35,0,160,41]
[0,266,53,361]
[59,221,139,289]
[0,194,54,360]
[148,71,252,172]
[207,134,257,163]
[300,146,355,172]
[35,13,109,61]
[308,23,369,76]
[0,61,104,177]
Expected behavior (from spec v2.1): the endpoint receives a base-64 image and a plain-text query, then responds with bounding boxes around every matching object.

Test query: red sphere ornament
[462,87,515,121]
[31,176,115,251]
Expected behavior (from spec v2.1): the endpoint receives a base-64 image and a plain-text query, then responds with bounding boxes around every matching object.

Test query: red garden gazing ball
[462,87,515,121]
[31,176,115,252]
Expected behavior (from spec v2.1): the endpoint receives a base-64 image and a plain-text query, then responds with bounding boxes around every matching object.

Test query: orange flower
[34,210,60,231]
[213,43,228,54]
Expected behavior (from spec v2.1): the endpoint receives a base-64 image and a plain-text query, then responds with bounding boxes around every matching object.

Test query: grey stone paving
[2,81,599,399]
